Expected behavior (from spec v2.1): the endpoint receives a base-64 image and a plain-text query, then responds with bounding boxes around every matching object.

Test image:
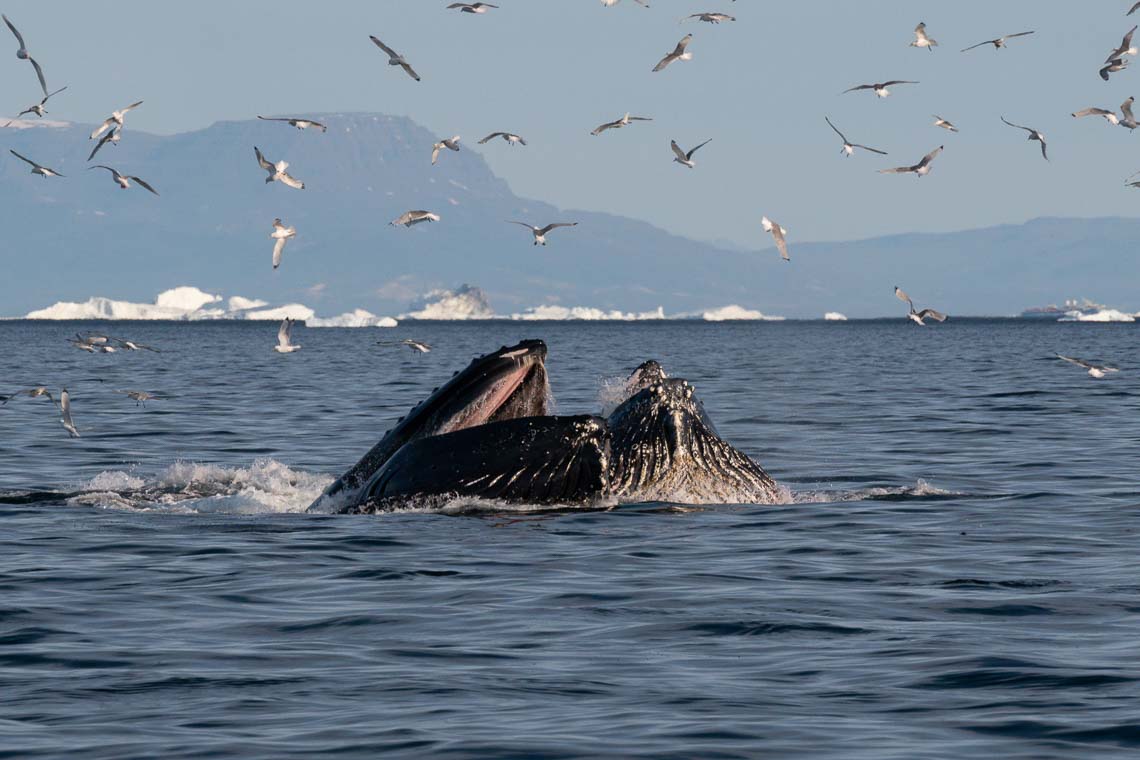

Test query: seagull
[878,146,944,177]
[681,13,735,24]
[88,165,159,195]
[825,117,886,156]
[90,101,143,141]
[1072,106,1120,125]
[1000,117,1048,161]
[390,210,441,227]
[601,0,650,7]
[910,22,938,51]
[507,221,578,246]
[1101,57,1129,81]
[3,14,49,97]
[256,115,327,132]
[380,338,433,354]
[16,86,66,118]
[591,113,653,136]
[1056,354,1119,379]
[118,390,158,407]
[843,80,918,98]
[9,149,63,177]
[671,138,712,168]
[1,387,54,405]
[1121,97,1138,129]
[432,135,461,164]
[1107,26,1138,63]
[761,217,790,262]
[59,389,80,438]
[653,34,693,72]
[479,131,527,146]
[270,218,296,269]
[110,337,159,352]
[88,128,121,162]
[933,115,959,132]
[447,2,498,12]
[254,146,305,189]
[895,286,947,326]
[1131,2,1140,16]
[274,318,301,353]
[960,31,1035,52]
[369,36,421,81]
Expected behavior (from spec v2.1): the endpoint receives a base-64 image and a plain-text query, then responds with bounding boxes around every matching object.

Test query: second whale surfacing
[307,340,780,514]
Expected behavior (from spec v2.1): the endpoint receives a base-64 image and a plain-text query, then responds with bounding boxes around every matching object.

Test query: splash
[792,479,957,504]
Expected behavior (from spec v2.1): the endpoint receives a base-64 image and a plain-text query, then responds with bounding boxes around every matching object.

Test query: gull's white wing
[278,171,304,190]
[273,237,286,269]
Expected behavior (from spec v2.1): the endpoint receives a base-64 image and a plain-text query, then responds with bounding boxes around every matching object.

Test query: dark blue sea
[2,319,1139,759]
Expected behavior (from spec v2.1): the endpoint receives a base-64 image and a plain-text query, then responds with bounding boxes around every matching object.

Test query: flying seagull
[895,287,947,326]
[390,210,441,227]
[761,217,790,262]
[671,138,712,168]
[681,13,735,24]
[3,14,49,97]
[1107,26,1138,63]
[961,31,1035,52]
[591,112,653,136]
[1121,96,1138,129]
[878,146,943,177]
[825,117,886,156]
[90,101,143,141]
[1000,117,1048,161]
[843,80,918,98]
[257,115,327,132]
[118,390,158,407]
[369,36,420,81]
[1,387,54,405]
[110,337,159,352]
[479,131,526,146]
[1056,354,1119,379]
[254,146,305,189]
[9,149,63,177]
[16,86,66,118]
[447,2,498,12]
[1101,57,1129,81]
[653,34,693,72]
[933,115,959,132]
[910,22,938,51]
[88,165,159,195]
[274,318,301,353]
[507,221,578,246]
[601,0,649,8]
[1072,106,1120,125]
[88,128,120,162]
[432,135,461,164]
[59,389,79,438]
[270,218,296,269]
[380,338,433,354]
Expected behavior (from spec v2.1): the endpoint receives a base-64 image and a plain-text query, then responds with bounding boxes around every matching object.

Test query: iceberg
[825,312,848,321]
[401,285,494,320]
[700,305,785,322]
[1059,309,1136,323]
[509,305,666,321]
[24,286,397,326]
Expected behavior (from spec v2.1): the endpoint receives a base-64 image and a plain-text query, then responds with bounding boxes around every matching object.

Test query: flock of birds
[1,3,1130,438]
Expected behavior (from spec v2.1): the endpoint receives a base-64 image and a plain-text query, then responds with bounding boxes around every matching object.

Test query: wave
[24,286,397,327]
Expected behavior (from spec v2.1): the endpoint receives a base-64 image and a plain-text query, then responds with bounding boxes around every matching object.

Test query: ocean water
[2,319,1139,759]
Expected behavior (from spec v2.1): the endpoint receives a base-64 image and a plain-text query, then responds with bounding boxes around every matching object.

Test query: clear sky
[3,0,1139,248]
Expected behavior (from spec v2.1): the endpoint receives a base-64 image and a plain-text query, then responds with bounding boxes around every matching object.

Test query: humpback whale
[307,340,780,514]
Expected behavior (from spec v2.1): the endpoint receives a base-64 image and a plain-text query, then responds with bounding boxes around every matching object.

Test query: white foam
[825,312,848,321]
[793,478,956,504]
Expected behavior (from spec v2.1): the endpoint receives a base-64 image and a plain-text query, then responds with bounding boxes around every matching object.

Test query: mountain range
[1,112,1137,319]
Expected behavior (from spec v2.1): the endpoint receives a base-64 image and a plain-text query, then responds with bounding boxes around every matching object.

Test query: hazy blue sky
[3,0,1139,248]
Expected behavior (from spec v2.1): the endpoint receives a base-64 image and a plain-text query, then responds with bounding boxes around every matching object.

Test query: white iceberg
[701,305,785,322]
[825,312,848,321]
[509,305,666,321]
[25,286,397,326]
[1059,309,1137,323]
[401,285,494,320]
